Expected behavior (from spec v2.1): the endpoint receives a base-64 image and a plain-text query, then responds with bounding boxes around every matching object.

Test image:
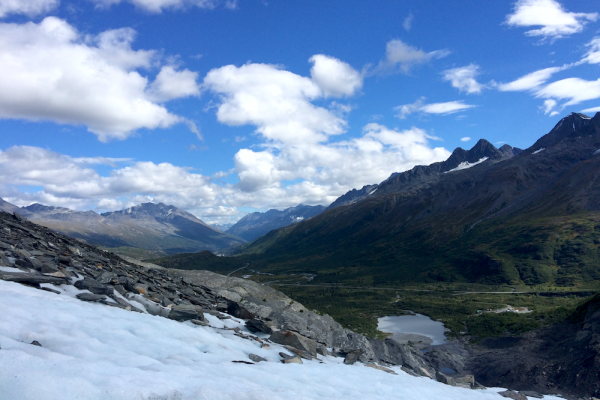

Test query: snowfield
[0,280,561,400]
[444,157,489,173]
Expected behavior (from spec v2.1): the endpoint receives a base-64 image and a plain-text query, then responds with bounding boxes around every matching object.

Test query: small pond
[377,314,448,346]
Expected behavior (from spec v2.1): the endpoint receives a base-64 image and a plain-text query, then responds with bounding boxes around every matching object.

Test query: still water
[377,314,448,345]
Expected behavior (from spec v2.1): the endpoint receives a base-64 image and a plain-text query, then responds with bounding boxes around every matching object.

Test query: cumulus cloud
[91,0,227,13]
[203,62,345,145]
[0,17,199,141]
[1,57,453,223]
[375,39,450,74]
[442,64,484,94]
[147,66,200,102]
[309,54,363,98]
[505,0,598,40]
[0,0,58,17]
[497,66,568,91]
[395,98,476,119]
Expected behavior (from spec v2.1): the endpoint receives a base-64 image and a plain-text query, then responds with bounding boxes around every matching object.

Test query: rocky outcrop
[169,267,435,376]
[0,210,437,379]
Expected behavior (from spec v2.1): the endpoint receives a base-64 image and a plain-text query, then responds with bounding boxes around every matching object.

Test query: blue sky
[0,0,599,224]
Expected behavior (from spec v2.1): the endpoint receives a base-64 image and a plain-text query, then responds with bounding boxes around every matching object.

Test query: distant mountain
[236,112,600,287]
[227,204,326,242]
[211,223,234,232]
[0,200,246,257]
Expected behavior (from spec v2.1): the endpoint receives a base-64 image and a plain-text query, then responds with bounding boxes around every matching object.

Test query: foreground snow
[0,281,560,400]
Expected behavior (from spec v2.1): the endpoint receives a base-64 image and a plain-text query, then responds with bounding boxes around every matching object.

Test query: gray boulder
[74,277,113,295]
[76,293,107,302]
[249,353,267,363]
[168,304,204,322]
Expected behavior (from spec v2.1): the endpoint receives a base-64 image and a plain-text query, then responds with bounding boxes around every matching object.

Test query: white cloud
[147,65,200,102]
[582,106,600,114]
[583,37,600,65]
[375,39,450,74]
[460,137,471,142]
[0,17,197,142]
[0,0,58,17]
[309,54,362,98]
[442,64,484,94]
[541,99,558,115]
[497,66,568,91]
[203,62,344,145]
[403,13,413,31]
[535,77,600,106]
[91,0,223,13]
[505,0,598,40]
[395,98,476,119]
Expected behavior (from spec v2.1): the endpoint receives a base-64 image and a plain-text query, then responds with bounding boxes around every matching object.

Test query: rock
[168,304,204,322]
[454,374,475,389]
[436,371,456,386]
[284,345,313,360]
[519,391,543,399]
[261,343,270,349]
[0,272,66,285]
[269,331,317,357]
[401,366,420,377]
[279,352,292,358]
[74,277,113,295]
[344,350,363,365]
[76,293,107,302]
[190,319,210,326]
[365,363,398,374]
[249,353,267,363]
[281,355,303,364]
[498,390,527,400]
[245,319,273,334]
[38,263,60,274]
[316,344,329,357]
[30,340,41,347]
[40,287,61,294]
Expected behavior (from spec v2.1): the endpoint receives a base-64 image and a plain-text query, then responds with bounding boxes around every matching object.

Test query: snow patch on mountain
[532,148,545,154]
[444,157,489,173]
[593,149,600,156]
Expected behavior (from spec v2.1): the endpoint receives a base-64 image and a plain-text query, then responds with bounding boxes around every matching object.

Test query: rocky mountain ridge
[0,200,246,258]
[236,112,600,287]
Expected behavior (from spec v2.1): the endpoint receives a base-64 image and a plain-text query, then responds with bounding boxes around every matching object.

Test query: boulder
[249,353,267,363]
[281,355,302,364]
[344,350,364,365]
[454,374,475,389]
[168,304,204,322]
[436,371,456,386]
[0,272,66,285]
[498,390,527,400]
[74,277,113,295]
[245,319,273,334]
[76,293,107,302]
[269,331,317,357]
[284,345,313,360]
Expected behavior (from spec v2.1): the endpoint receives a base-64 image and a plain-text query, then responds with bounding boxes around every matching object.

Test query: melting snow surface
[532,148,545,154]
[444,157,489,173]
[0,280,565,400]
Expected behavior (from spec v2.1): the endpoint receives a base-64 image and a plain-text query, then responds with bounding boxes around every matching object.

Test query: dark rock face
[468,293,600,399]
[326,184,378,210]
[227,204,326,242]
[168,304,204,322]
[245,319,273,334]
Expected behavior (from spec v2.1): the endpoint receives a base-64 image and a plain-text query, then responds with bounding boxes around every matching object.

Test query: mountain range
[226,204,326,241]
[0,201,246,258]
[234,112,600,287]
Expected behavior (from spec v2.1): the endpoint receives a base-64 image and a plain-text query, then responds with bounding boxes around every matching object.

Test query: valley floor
[0,279,563,400]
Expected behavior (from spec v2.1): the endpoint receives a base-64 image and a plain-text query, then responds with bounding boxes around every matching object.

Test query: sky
[0,0,599,225]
